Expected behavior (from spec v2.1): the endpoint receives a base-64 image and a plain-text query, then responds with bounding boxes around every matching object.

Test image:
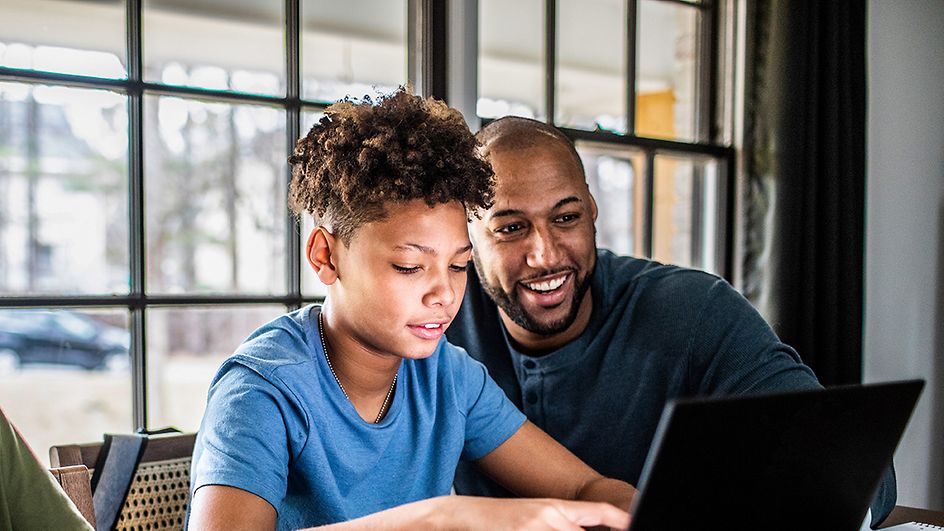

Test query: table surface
[882,506,944,527]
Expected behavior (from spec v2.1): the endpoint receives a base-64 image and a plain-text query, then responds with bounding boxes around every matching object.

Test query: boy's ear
[306,227,339,285]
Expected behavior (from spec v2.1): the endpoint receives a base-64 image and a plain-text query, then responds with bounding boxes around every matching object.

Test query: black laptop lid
[628,380,924,531]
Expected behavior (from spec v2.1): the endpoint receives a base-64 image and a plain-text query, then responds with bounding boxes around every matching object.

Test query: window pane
[578,143,646,256]
[478,0,545,120]
[302,0,406,103]
[143,0,285,96]
[0,0,126,78]
[144,96,286,294]
[146,305,285,432]
[556,0,627,133]
[0,83,129,295]
[637,0,699,141]
[0,308,131,466]
[652,154,720,272]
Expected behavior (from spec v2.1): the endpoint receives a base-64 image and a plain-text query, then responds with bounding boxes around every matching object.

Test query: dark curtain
[742,0,867,385]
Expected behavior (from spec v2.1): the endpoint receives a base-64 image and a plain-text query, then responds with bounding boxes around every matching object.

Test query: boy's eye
[449,263,468,273]
[392,264,421,274]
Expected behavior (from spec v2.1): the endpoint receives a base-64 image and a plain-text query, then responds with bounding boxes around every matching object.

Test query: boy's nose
[424,275,457,308]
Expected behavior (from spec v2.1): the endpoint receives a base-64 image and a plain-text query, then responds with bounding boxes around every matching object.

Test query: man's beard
[473,252,595,337]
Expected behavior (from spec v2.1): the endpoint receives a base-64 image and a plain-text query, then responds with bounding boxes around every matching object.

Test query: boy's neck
[319,309,401,421]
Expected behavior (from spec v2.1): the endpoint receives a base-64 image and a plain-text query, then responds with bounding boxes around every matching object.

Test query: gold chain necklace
[318,312,397,424]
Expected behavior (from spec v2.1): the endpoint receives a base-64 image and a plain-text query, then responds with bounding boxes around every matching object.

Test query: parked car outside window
[0,310,129,374]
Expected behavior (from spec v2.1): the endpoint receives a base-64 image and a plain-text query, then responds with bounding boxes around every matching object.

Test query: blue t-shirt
[190,305,526,530]
[446,250,896,526]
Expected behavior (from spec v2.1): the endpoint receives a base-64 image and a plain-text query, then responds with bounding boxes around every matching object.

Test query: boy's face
[321,199,472,360]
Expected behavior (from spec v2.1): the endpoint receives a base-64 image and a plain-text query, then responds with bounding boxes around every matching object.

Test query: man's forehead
[488,145,586,203]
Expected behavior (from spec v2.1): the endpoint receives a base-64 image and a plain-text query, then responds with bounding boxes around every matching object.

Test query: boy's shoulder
[224,306,319,380]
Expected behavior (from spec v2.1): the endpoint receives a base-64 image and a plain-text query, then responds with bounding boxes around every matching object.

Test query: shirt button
[523,360,537,370]
[526,392,538,405]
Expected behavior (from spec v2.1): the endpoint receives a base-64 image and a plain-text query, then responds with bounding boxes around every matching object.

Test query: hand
[432,496,630,531]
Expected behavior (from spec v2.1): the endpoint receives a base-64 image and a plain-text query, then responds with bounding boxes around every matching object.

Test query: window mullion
[126,0,148,432]
[544,0,556,124]
[643,150,655,258]
[626,0,638,135]
[286,0,302,310]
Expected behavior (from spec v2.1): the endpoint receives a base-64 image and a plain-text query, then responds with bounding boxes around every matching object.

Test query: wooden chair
[49,464,96,528]
[50,432,197,531]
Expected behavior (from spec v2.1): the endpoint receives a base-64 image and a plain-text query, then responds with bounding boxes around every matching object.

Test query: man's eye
[392,265,421,274]
[495,223,524,234]
[449,263,468,273]
[555,213,580,224]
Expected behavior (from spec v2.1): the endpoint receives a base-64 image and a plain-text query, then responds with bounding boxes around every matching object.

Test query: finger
[541,506,585,531]
[554,500,631,529]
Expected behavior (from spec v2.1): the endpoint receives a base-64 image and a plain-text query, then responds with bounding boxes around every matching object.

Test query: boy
[188,89,634,530]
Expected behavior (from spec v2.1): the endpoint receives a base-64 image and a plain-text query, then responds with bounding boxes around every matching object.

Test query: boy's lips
[407,319,450,340]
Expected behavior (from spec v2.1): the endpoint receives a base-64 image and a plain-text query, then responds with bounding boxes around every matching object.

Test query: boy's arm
[475,420,637,511]
[188,485,276,531]
[190,485,628,531]
[315,496,628,530]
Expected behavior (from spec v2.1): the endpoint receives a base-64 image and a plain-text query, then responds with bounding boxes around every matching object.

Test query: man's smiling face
[470,138,598,346]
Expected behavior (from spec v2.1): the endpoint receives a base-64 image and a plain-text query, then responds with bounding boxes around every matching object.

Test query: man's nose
[525,226,562,270]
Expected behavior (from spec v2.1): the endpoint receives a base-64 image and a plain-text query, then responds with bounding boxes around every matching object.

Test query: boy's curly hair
[288,87,495,243]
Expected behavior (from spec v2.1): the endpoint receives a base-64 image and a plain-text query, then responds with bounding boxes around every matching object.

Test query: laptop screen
[627,380,923,531]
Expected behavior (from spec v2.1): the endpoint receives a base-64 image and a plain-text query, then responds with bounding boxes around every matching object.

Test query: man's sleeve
[452,349,527,461]
[687,277,821,396]
[0,408,93,530]
[190,364,304,514]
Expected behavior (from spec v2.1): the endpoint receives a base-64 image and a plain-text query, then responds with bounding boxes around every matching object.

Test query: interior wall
[864,0,944,511]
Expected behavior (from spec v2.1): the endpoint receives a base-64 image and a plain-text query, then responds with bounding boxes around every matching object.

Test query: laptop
[627,379,924,531]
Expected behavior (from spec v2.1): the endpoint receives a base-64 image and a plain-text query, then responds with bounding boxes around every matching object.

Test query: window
[478,0,732,275]
[0,0,407,463]
[1,0,731,463]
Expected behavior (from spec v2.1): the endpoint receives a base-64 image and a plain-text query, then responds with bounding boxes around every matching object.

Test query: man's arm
[688,276,896,526]
[476,420,636,512]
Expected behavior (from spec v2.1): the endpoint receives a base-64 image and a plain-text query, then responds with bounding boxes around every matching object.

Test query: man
[446,116,895,527]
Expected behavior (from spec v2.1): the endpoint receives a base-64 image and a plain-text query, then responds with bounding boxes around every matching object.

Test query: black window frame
[476,0,736,276]
[0,0,735,433]
[0,0,338,431]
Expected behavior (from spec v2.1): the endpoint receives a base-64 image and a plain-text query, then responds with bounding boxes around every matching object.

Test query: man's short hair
[475,116,585,179]
[288,87,494,243]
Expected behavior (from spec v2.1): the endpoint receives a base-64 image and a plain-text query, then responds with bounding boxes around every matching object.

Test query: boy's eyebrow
[393,243,473,255]
[490,196,581,219]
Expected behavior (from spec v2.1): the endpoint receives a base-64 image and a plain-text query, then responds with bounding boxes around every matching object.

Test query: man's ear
[306,227,339,285]
[588,191,599,222]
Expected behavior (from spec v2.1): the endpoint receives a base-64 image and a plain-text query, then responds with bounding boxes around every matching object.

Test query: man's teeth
[423,323,441,329]
[524,276,566,293]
